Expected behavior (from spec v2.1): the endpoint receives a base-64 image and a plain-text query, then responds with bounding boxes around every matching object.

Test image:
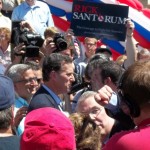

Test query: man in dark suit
[28,53,75,112]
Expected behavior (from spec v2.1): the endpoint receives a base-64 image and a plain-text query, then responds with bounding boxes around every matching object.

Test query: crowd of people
[0,0,150,150]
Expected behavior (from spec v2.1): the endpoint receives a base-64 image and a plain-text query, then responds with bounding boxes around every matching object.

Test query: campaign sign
[70,0,129,41]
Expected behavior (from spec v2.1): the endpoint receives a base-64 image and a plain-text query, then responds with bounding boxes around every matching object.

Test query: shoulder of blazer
[34,85,50,95]
[32,86,59,108]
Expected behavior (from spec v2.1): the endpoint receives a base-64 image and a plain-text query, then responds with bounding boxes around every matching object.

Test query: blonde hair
[69,113,101,150]
[116,55,127,66]
[0,27,11,42]
[44,27,59,39]
[84,37,97,44]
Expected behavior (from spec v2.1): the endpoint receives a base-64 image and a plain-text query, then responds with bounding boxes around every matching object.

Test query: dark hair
[0,107,13,129]
[85,54,110,80]
[25,61,41,71]
[42,53,73,81]
[100,61,124,85]
[95,46,112,56]
[86,60,124,85]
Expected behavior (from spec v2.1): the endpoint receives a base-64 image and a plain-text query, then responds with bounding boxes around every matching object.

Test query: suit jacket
[28,85,60,113]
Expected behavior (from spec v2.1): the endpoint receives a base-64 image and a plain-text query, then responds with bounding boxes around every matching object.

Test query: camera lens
[56,38,67,51]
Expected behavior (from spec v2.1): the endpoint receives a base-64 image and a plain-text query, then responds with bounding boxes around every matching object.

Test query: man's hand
[126,19,135,37]
[94,85,113,106]
[13,43,26,63]
[14,106,28,128]
[41,37,57,55]
[20,21,35,33]
[14,43,26,55]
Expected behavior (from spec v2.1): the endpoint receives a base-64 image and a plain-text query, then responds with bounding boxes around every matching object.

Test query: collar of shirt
[42,84,62,106]
[110,92,118,105]
[105,92,118,109]
[0,44,11,56]
[23,1,40,10]
[15,96,29,108]
[4,44,11,53]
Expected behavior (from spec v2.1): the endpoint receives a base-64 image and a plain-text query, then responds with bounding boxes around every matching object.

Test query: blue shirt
[14,97,29,136]
[11,1,54,36]
[105,92,120,115]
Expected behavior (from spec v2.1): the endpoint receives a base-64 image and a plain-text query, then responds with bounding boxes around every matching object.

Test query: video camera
[68,73,91,94]
[11,21,44,57]
[53,33,68,52]
[44,27,68,53]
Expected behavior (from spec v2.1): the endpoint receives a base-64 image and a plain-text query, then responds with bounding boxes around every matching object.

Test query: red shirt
[103,118,150,150]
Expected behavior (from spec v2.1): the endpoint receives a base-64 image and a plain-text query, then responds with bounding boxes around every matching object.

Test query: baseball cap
[21,107,76,150]
[95,45,112,56]
[0,75,15,110]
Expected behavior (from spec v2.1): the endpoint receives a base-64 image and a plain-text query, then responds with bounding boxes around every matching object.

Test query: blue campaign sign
[70,0,129,41]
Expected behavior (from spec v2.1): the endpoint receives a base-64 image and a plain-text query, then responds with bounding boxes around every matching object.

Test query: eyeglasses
[82,107,103,119]
[85,43,96,46]
[16,77,38,84]
[37,78,43,84]
[89,108,103,118]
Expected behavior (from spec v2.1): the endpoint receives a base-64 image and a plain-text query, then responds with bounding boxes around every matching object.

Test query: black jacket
[28,85,60,113]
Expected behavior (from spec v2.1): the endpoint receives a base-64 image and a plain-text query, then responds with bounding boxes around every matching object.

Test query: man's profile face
[54,62,75,94]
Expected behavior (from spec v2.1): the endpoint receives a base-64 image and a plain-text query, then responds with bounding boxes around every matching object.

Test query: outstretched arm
[123,19,138,69]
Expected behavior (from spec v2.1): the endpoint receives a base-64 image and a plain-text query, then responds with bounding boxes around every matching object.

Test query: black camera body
[68,73,91,94]
[11,21,44,57]
[53,33,68,52]
[19,30,44,47]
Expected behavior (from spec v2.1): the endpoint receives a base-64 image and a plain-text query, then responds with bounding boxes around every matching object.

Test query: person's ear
[14,83,19,91]
[49,70,57,80]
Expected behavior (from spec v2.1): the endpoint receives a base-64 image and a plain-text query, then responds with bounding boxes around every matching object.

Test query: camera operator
[41,27,68,54]
[10,25,72,70]
[10,21,45,64]
[40,37,57,56]
[9,42,45,71]
[42,27,80,58]
[11,0,54,36]
[4,22,43,76]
